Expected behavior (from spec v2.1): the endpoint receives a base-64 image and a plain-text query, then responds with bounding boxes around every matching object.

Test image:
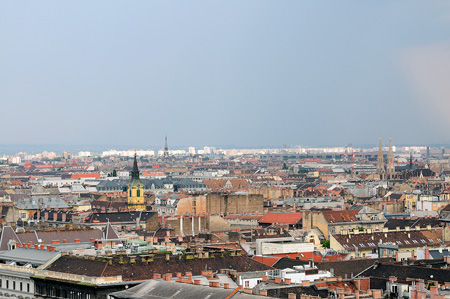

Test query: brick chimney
[224,283,230,289]
[302,280,311,287]
[194,279,201,285]
[163,273,172,281]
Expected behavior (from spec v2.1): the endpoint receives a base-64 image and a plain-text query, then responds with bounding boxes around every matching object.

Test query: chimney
[259,290,268,296]
[288,294,296,299]
[302,280,311,287]
[194,279,201,285]
[224,283,230,289]
[262,276,268,282]
[425,248,430,260]
[176,272,182,277]
[284,278,291,285]
[430,286,438,296]
[163,273,172,281]
[275,277,282,284]
[153,273,161,279]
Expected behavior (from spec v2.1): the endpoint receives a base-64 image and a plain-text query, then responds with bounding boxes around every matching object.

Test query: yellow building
[127,153,145,211]
[404,193,418,212]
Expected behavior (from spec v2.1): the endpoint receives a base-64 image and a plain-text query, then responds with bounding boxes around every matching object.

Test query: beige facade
[303,207,386,240]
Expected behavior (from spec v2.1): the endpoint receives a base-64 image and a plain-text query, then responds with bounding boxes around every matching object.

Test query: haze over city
[2,1,450,149]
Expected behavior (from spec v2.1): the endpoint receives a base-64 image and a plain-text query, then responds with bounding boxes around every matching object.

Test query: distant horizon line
[0,142,449,154]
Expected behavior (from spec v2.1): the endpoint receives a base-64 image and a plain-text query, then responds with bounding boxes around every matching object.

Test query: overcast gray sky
[2,1,450,149]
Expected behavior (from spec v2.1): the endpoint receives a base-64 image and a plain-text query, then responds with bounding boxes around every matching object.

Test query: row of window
[36,285,92,299]
[0,279,30,293]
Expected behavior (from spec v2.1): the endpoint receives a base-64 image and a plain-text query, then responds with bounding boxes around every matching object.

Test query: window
[305,269,319,275]
[20,282,22,291]
[428,239,434,242]
[412,240,418,244]
[6,280,9,289]
[421,239,426,243]
[137,190,140,197]
[27,283,30,293]
[13,281,15,290]
[404,240,410,245]
[245,281,249,287]
[437,238,442,242]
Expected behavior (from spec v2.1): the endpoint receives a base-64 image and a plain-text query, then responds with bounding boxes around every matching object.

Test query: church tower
[386,136,395,175]
[127,151,145,211]
[376,137,385,175]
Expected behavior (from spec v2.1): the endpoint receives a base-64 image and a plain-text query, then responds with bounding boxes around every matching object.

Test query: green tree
[321,240,330,248]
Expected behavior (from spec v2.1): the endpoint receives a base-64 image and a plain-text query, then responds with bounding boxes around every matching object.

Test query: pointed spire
[131,151,140,179]
[387,136,395,174]
[376,137,384,175]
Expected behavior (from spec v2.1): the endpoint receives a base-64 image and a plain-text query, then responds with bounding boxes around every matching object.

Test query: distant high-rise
[409,151,413,170]
[386,136,395,174]
[164,135,169,158]
[376,137,384,175]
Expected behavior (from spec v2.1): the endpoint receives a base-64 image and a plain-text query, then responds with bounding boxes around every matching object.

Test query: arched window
[129,190,132,197]
[137,190,140,197]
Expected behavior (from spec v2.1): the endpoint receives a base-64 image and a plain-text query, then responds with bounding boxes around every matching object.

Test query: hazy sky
[2,1,450,149]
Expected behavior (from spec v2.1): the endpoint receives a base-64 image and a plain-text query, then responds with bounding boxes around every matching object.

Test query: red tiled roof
[322,210,359,223]
[258,212,303,225]
[252,256,281,267]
